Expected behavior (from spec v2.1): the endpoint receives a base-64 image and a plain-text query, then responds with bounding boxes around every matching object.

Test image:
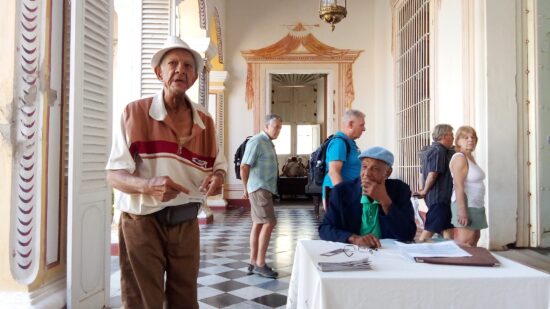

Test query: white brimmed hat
[150,36,203,73]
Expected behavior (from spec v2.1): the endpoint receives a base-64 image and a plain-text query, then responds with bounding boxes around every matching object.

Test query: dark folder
[414,246,501,267]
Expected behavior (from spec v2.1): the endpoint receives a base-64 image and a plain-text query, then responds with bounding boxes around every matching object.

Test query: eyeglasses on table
[320,245,377,257]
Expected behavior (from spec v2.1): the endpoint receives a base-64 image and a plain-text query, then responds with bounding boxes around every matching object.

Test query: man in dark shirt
[417,124,455,241]
[319,147,416,248]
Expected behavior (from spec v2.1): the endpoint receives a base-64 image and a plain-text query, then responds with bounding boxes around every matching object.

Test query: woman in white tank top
[449,126,488,246]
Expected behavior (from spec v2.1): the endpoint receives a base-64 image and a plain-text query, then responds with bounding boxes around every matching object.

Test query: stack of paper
[395,241,471,261]
[317,258,372,272]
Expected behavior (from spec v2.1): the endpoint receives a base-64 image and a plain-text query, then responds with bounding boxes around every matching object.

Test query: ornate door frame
[241,23,362,132]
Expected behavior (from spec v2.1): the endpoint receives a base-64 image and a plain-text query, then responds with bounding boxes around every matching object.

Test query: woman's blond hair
[454,126,478,151]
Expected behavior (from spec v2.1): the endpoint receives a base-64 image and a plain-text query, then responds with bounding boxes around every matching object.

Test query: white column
[481,0,519,249]
[206,71,229,212]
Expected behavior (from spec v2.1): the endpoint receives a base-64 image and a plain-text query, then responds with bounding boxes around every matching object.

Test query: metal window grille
[394,0,432,191]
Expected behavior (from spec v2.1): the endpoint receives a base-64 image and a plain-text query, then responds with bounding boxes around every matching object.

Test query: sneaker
[246,263,254,275]
[253,264,278,279]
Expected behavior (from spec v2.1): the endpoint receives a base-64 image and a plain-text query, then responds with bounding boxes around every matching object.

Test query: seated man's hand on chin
[362,176,392,213]
[348,234,382,249]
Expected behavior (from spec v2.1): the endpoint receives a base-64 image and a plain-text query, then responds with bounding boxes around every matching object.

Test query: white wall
[372,0,396,150]
[434,0,465,128]
[113,0,142,124]
[535,0,550,246]
[224,0,383,187]
[480,0,519,249]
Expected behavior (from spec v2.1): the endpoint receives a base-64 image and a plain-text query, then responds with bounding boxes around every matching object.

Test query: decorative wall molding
[208,70,227,207]
[199,58,209,107]
[213,7,223,64]
[241,23,362,132]
[224,183,245,191]
[11,0,43,285]
[241,23,362,111]
[224,183,247,200]
[198,0,206,30]
[185,37,215,108]
[0,277,65,308]
[209,70,228,151]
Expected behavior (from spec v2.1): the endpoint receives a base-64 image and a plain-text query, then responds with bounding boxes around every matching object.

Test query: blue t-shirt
[322,131,361,195]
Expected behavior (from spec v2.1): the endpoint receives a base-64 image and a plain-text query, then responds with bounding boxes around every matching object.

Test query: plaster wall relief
[206,5,228,207]
[206,74,228,208]
[11,0,43,284]
[10,0,65,288]
[209,71,228,151]
[199,57,209,107]
[198,0,207,30]
[208,9,226,150]
[213,7,223,65]
[241,23,362,132]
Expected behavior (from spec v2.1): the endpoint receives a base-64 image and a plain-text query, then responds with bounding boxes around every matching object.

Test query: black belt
[154,202,201,226]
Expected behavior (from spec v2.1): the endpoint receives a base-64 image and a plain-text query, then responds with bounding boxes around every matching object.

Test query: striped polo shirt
[106,90,227,215]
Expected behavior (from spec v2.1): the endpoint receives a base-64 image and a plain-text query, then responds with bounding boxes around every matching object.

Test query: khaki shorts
[249,189,277,224]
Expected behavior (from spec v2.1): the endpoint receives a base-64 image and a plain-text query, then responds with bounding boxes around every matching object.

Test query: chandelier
[319,0,347,31]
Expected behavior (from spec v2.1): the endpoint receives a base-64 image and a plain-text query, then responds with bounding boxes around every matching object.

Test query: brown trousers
[119,212,200,309]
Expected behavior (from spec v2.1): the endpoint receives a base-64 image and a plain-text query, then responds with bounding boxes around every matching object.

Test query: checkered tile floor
[110,203,321,308]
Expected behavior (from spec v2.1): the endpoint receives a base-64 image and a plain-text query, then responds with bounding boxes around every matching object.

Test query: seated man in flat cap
[319,146,417,248]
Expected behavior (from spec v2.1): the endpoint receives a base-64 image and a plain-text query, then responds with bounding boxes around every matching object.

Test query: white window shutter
[67,0,113,307]
[141,0,172,97]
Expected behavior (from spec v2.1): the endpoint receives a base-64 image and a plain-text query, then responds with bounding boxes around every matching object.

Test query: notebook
[414,246,500,267]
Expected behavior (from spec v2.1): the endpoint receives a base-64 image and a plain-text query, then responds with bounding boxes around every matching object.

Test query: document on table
[316,258,372,272]
[395,241,471,260]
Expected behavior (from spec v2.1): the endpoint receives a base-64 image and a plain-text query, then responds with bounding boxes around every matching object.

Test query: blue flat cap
[358,146,394,167]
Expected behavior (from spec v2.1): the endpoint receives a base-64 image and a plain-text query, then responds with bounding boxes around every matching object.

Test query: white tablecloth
[286,239,550,309]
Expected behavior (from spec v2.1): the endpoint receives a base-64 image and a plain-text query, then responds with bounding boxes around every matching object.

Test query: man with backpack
[234,136,252,179]
[240,114,283,278]
[322,109,365,209]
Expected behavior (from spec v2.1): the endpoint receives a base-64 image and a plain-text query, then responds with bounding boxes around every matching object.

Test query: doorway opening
[267,72,329,173]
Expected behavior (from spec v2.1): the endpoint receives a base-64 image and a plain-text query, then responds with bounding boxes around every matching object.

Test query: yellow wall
[178,1,205,37]
[209,16,223,71]
[0,0,24,292]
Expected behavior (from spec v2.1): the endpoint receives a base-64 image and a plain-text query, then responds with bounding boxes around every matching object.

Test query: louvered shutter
[141,0,171,97]
[67,0,113,307]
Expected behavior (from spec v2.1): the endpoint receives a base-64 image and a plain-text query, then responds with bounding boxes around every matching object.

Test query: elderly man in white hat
[319,146,416,248]
[106,36,227,309]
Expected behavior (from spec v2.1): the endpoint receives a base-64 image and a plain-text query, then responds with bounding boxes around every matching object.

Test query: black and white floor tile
[110,203,321,308]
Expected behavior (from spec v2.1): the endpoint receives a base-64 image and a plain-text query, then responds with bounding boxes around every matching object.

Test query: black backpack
[308,135,351,187]
[234,136,252,179]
